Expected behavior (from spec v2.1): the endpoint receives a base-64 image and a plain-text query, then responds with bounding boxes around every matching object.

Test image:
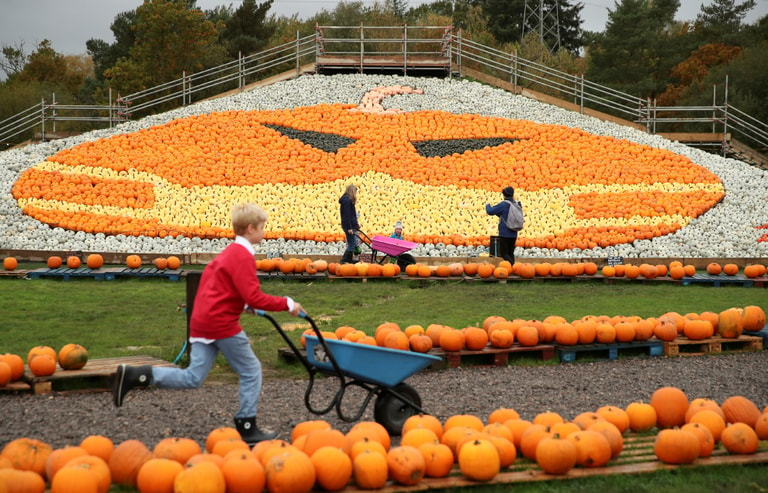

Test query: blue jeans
[344,230,358,253]
[152,331,262,418]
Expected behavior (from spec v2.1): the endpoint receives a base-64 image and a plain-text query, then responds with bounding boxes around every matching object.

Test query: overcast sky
[1,0,767,56]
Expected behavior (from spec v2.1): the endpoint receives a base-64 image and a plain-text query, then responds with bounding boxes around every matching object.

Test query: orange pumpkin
[535,434,577,475]
[417,442,453,478]
[439,329,465,352]
[61,455,111,493]
[126,255,142,269]
[741,305,766,332]
[66,256,81,269]
[108,439,153,487]
[1,438,53,477]
[79,435,114,463]
[27,345,57,365]
[50,465,99,493]
[720,422,759,454]
[152,437,202,465]
[681,422,715,458]
[153,257,168,270]
[29,354,57,376]
[57,344,88,370]
[205,427,242,454]
[310,446,352,491]
[264,449,315,493]
[408,334,433,353]
[174,461,226,493]
[653,428,700,464]
[352,449,388,489]
[86,254,104,269]
[386,446,426,486]
[650,386,689,428]
[47,256,63,268]
[458,439,500,482]
[566,430,612,467]
[0,353,24,382]
[3,257,18,271]
[718,307,744,338]
[135,458,183,493]
[222,457,265,493]
[721,395,762,428]
[166,256,181,269]
[45,446,88,481]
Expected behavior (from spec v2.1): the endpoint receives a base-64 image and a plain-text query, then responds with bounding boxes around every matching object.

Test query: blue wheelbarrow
[256,310,441,435]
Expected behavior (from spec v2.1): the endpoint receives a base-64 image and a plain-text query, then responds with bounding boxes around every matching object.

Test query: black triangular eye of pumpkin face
[411,137,520,158]
[261,124,357,153]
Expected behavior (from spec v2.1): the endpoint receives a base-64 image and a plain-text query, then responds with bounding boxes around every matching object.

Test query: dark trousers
[499,235,517,264]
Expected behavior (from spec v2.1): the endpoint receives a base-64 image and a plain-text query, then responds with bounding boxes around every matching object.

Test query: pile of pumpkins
[0,344,88,386]
[1,387,766,493]
[300,305,766,355]
[1,255,183,272]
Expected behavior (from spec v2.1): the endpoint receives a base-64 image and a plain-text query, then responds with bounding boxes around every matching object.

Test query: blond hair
[231,203,267,236]
[344,184,358,204]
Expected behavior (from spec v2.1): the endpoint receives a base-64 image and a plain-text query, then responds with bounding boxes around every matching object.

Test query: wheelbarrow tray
[304,335,440,387]
[370,235,419,257]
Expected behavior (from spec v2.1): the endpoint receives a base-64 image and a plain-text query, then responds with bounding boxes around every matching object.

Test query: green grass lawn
[2,275,766,373]
[2,274,766,492]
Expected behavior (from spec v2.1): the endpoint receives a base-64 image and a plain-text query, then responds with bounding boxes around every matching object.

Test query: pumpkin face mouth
[11,86,725,249]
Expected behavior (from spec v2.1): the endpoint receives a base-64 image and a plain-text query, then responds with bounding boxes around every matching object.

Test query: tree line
[1,0,766,145]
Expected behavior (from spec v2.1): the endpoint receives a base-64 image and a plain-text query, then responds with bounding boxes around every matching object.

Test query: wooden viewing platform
[315,54,451,75]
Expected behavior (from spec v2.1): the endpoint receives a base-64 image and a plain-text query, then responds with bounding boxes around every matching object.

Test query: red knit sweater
[190,241,288,339]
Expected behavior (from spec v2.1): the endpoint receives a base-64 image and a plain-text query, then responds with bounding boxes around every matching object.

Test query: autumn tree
[86,10,137,84]
[656,43,742,106]
[104,0,224,94]
[693,0,756,45]
[585,0,687,100]
[218,0,276,58]
[0,42,27,81]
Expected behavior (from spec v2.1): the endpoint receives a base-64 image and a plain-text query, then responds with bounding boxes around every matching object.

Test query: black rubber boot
[340,251,354,264]
[234,417,277,445]
[112,364,153,407]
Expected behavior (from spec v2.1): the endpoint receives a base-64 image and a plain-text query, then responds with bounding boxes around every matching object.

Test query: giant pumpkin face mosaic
[11,86,725,250]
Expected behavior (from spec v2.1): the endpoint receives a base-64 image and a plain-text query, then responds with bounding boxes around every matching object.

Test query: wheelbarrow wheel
[373,383,421,436]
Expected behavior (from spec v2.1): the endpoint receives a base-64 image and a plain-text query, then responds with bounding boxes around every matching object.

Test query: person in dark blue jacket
[339,184,360,264]
[485,187,520,265]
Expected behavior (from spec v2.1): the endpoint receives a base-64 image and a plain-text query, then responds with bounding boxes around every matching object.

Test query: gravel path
[2,351,766,449]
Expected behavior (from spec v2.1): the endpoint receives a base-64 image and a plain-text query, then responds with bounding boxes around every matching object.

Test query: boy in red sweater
[112,203,305,444]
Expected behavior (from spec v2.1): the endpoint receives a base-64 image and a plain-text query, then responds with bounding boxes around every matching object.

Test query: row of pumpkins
[0,345,89,386]
[1,387,766,493]
[5,256,768,280]
[2,255,183,271]
[300,306,767,354]
[257,258,768,280]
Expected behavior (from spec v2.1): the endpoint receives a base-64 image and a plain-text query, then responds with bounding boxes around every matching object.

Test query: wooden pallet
[556,341,663,363]
[22,355,178,394]
[431,345,555,368]
[663,335,763,357]
[343,435,768,492]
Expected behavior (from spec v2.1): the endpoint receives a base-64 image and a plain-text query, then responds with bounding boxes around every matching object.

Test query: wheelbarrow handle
[254,309,348,416]
[254,310,346,380]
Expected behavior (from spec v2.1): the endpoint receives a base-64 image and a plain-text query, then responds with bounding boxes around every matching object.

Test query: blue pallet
[681,273,754,287]
[103,267,182,281]
[27,267,107,281]
[556,341,663,363]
